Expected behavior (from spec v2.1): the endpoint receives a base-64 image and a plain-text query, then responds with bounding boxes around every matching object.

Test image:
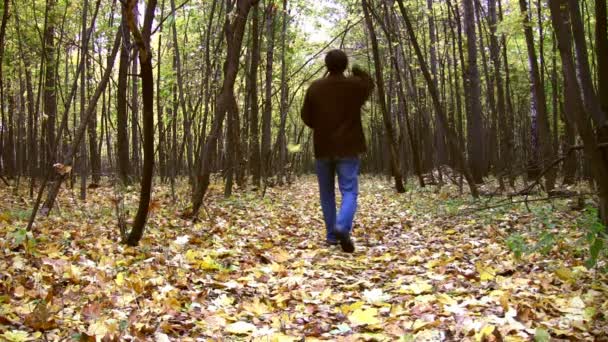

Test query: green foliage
[578,206,607,269]
[10,228,38,253]
[506,233,527,260]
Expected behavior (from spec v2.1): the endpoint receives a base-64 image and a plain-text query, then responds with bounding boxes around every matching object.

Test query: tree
[598,0,608,116]
[191,0,258,218]
[261,2,275,185]
[395,0,479,198]
[519,0,555,191]
[123,0,158,246]
[362,0,406,193]
[463,0,484,183]
[117,15,131,185]
[248,4,262,187]
[548,0,608,225]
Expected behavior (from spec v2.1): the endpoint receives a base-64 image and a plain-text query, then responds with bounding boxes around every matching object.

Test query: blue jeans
[315,158,360,242]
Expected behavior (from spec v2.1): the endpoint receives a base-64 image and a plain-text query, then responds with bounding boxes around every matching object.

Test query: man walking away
[301,49,375,253]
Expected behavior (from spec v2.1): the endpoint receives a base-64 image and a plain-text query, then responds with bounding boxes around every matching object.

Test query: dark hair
[325,49,348,74]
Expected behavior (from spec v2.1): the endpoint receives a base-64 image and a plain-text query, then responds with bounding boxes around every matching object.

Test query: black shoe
[326,239,339,246]
[335,229,354,253]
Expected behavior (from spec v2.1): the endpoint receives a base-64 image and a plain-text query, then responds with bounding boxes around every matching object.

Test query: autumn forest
[0,0,607,340]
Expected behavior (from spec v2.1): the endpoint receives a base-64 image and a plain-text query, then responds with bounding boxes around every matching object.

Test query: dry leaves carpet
[0,177,606,341]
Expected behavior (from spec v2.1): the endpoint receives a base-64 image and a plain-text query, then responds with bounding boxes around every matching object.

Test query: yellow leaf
[344,301,365,314]
[185,249,199,263]
[88,320,108,338]
[1,330,30,342]
[476,262,496,281]
[212,294,235,308]
[348,308,380,326]
[271,248,292,263]
[475,325,496,342]
[445,229,457,235]
[199,255,221,270]
[243,298,269,316]
[407,255,423,265]
[412,319,434,332]
[115,272,126,286]
[0,212,11,223]
[555,267,575,283]
[271,333,298,342]
[426,259,441,269]
[437,293,458,306]
[226,321,257,334]
[398,280,433,295]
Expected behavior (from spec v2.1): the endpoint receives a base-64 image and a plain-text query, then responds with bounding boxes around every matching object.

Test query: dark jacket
[301,69,375,159]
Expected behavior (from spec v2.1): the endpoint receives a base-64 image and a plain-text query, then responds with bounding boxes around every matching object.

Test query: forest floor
[0,176,607,341]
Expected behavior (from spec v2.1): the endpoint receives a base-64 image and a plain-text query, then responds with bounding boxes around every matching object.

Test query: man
[301,49,375,253]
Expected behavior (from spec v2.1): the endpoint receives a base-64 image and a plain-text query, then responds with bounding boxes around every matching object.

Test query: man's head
[325,49,348,75]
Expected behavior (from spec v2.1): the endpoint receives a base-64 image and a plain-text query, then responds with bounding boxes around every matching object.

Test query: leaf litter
[0,177,606,341]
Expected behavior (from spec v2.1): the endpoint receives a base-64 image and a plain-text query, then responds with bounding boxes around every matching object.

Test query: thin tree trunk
[462,0,484,183]
[124,0,157,246]
[191,0,257,217]
[568,0,608,142]
[488,0,508,190]
[157,0,166,181]
[0,0,9,178]
[117,16,131,184]
[248,4,261,187]
[597,0,608,115]
[376,1,425,187]
[275,0,289,185]
[396,0,479,197]
[520,0,555,191]
[80,0,89,200]
[36,31,121,219]
[131,48,140,178]
[362,0,405,193]
[43,0,57,172]
[549,0,608,225]
[261,3,274,184]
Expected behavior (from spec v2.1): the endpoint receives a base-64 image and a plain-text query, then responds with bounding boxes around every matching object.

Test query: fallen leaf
[348,308,380,326]
[226,321,257,334]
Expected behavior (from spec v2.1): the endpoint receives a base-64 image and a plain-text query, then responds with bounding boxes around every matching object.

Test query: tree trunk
[568,0,608,146]
[125,0,158,246]
[3,84,15,177]
[157,0,166,181]
[248,4,261,187]
[597,0,608,115]
[519,0,555,191]
[38,31,121,217]
[117,16,131,184]
[170,0,193,184]
[463,0,484,183]
[131,48,140,178]
[43,0,57,172]
[375,1,425,187]
[261,3,274,184]
[475,0,495,175]
[80,0,89,200]
[13,5,38,183]
[0,0,9,178]
[191,0,257,217]
[549,0,608,226]
[362,0,405,193]
[488,0,508,190]
[396,0,479,197]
